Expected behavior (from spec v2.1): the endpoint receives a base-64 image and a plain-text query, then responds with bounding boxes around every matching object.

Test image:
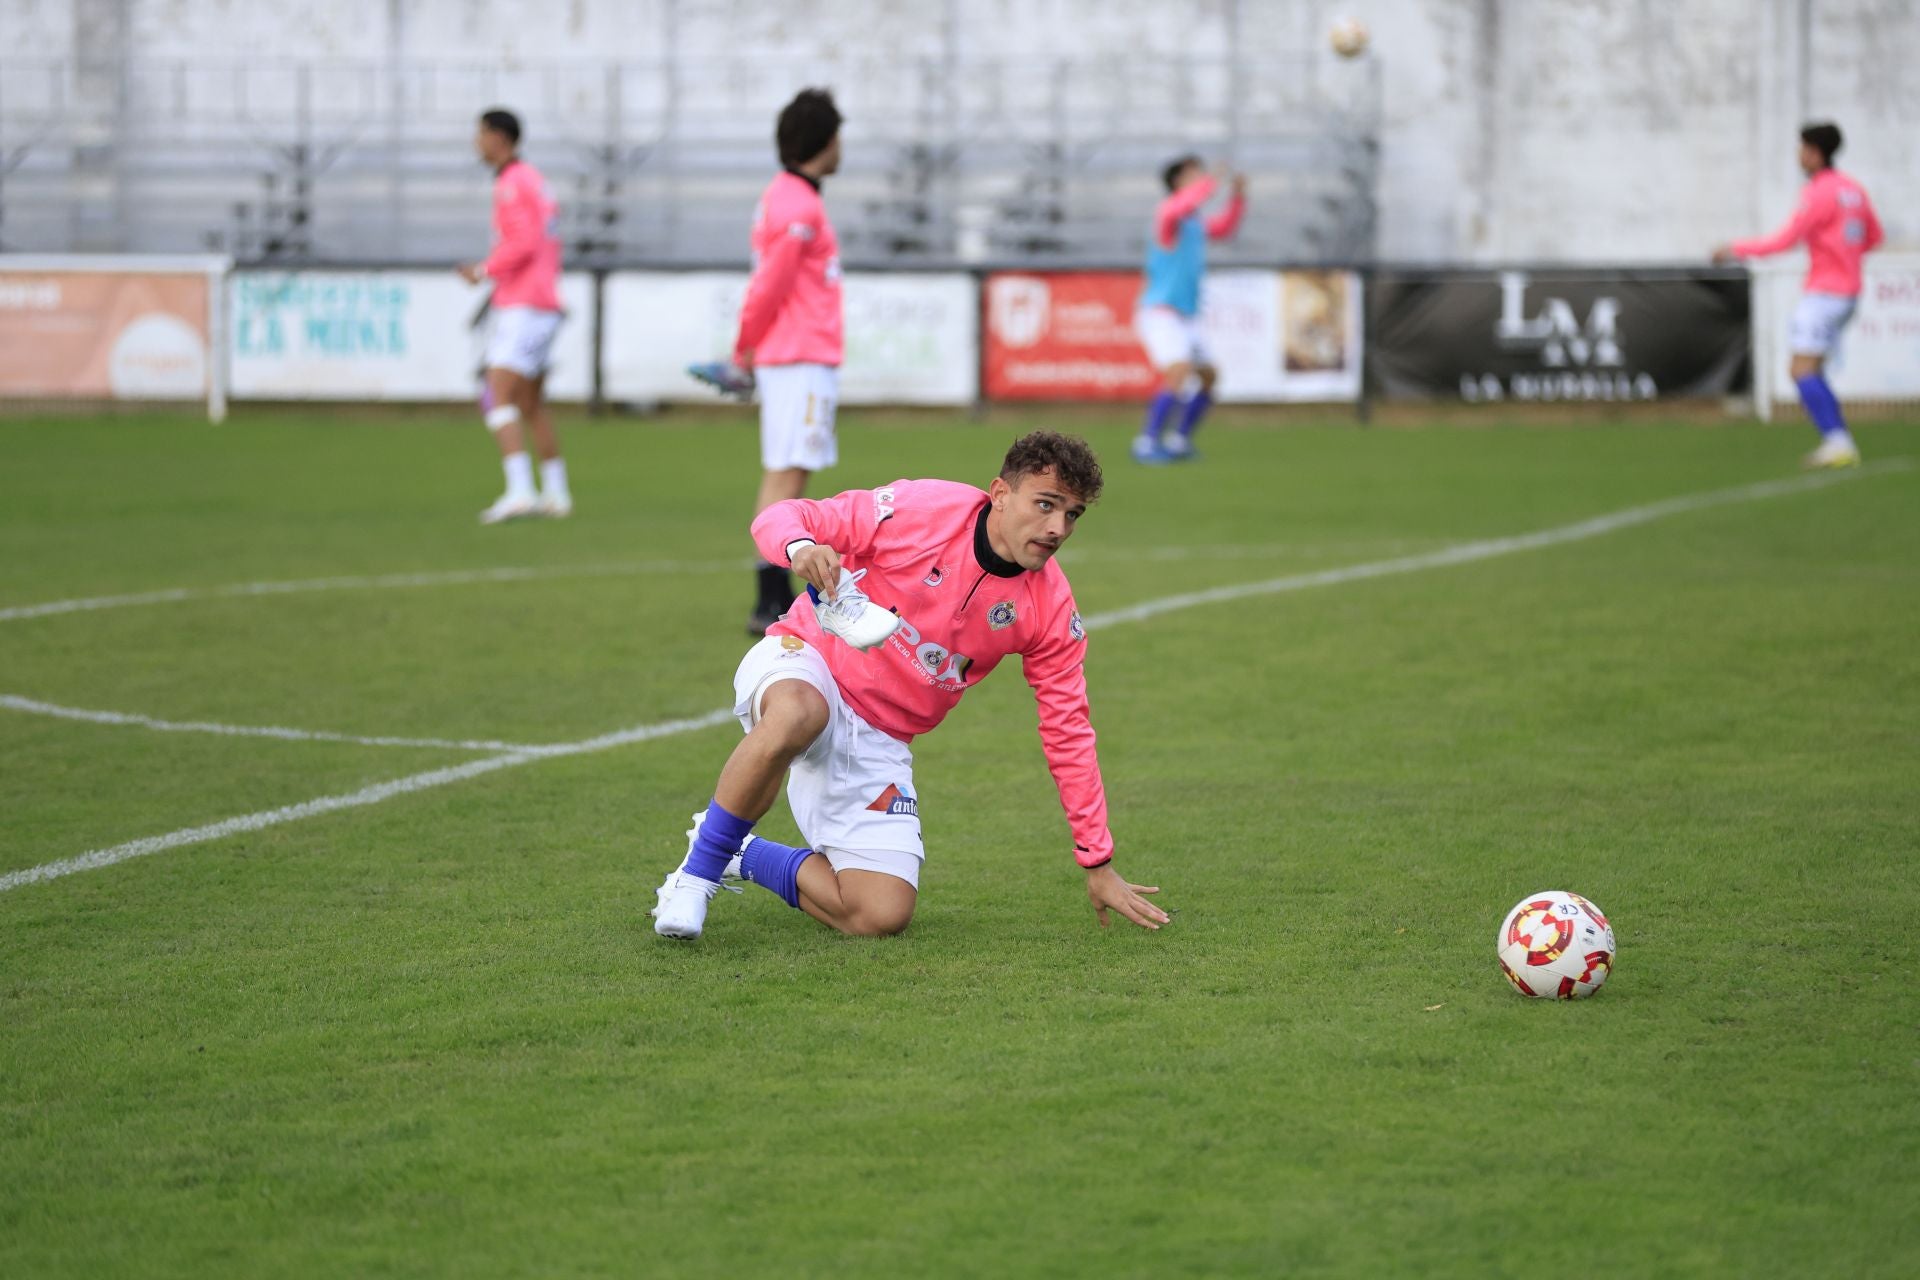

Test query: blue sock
[1174,389,1212,442]
[1139,390,1176,443]
[1794,373,1847,438]
[739,835,814,910]
[685,799,754,883]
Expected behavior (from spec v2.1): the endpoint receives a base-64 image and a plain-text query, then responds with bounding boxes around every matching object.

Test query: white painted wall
[4,0,1913,261]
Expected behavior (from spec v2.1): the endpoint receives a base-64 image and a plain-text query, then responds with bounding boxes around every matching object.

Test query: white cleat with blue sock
[1803,433,1861,470]
[814,568,903,651]
[651,810,744,940]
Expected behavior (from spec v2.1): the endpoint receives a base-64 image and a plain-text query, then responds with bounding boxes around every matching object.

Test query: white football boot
[651,811,744,940]
[1802,433,1862,470]
[813,567,903,652]
[537,493,573,519]
[479,492,541,524]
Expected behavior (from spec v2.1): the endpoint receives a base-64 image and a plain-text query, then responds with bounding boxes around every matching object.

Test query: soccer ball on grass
[1497,890,1616,999]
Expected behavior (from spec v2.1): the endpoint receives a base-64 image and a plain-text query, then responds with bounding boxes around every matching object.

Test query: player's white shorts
[485,306,563,377]
[1789,292,1858,357]
[732,633,922,888]
[756,363,839,472]
[1134,305,1211,370]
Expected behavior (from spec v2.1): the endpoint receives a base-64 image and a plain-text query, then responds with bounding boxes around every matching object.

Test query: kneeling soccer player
[651,430,1168,940]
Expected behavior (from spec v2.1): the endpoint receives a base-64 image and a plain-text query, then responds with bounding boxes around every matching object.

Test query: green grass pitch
[2,407,1917,1277]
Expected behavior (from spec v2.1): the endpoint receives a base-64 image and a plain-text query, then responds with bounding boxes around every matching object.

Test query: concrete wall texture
[5,0,1914,262]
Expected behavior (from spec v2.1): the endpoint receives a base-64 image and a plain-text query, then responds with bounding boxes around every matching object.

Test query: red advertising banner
[982,272,1155,401]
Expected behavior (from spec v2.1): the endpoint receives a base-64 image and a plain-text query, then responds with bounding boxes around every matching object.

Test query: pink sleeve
[734,192,815,359]
[482,175,540,279]
[1022,594,1113,867]
[750,484,893,565]
[1206,190,1245,240]
[1731,190,1819,259]
[1155,176,1218,249]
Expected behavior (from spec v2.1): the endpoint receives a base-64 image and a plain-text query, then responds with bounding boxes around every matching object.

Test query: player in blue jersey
[1132,155,1246,463]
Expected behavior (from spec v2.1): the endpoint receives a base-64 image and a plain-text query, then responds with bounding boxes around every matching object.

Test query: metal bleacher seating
[0,53,1380,268]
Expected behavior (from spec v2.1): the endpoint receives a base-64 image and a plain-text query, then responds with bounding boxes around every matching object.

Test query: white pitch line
[1,461,1906,896]
[0,558,755,624]
[0,694,562,754]
[1081,462,1911,630]
[0,709,736,893]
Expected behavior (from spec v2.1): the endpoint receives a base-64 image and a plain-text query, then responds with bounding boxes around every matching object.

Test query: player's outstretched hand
[1086,864,1169,931]
[1710,245,1736,266]
[457,262,485,284]
[791,543,844,601]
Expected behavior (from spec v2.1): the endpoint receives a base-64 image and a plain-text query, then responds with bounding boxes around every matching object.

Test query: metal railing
[0,54,1380,268]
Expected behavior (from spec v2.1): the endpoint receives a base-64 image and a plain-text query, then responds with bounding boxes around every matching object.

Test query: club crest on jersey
[865,783,919,817]
[923,566,944,587]
[988,601,1018,631]
[1068,611,1086,641]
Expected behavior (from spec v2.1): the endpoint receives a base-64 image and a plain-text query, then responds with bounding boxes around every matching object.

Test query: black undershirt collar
[784,166,822,193]
[973,503,1024,578]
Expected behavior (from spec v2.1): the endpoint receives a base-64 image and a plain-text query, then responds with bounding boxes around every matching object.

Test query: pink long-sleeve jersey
[1154,175,1246,249]
[483,159,563,312]
[753,478,1113,867]
[734,170,843,367]
[1730,168,1882,296]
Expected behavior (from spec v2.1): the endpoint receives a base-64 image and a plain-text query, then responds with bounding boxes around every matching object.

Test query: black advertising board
[1366,268,1751,401]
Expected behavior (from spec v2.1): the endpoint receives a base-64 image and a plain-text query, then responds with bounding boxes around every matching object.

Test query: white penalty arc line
[1,461,1905,895]
[1080,461,1912,630]
[0,558,757,624]
[0,709,737,893]
[0,694,565,755]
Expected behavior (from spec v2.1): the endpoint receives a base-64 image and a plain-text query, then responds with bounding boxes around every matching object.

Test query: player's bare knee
[1161,362,1193,393]
[837,903,912,937]
[753,682,829,755]
[1197,364,1219,392]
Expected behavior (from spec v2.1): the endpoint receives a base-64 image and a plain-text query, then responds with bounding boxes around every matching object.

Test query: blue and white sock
[739,835,814,910]
[1174,389,1212,443]
[1794,373,1848,440]
[1138,390,1177,445]
[684,799,754,883]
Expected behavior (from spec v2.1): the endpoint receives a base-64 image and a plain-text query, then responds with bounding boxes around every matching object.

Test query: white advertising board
[1201,269,1364,404]
[601,271,978,406]
[229,271,596,401]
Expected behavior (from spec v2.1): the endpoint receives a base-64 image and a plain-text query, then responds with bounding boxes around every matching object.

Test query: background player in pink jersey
[1716,122,1883,469]
[691,89,848,634]
[459,108,573,523]
[650,431,1169,943]
[1133,155,1245,464]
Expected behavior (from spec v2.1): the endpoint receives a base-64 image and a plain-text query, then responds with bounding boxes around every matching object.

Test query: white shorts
[485,306,563,378]
[731,633,923,888]
[756,363,839,472]
[1789,292,1857,357]
[1135,305,1210,370]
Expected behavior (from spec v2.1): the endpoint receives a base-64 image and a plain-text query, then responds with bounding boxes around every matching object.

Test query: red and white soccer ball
[1497,890,1616,999]
[1328,17,1370,59]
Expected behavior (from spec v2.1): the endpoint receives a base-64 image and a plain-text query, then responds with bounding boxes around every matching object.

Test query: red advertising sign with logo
[982,272,1154,400]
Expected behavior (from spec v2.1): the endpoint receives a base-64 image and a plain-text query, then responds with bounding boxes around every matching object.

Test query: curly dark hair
[1000,431,1104,504]
[777,88,842,167]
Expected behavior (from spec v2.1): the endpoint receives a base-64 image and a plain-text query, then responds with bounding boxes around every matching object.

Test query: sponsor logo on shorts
[865,783,919,817]
[988,601,1018,630]
[780,635,805,653]
[1068,610,1086,641]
